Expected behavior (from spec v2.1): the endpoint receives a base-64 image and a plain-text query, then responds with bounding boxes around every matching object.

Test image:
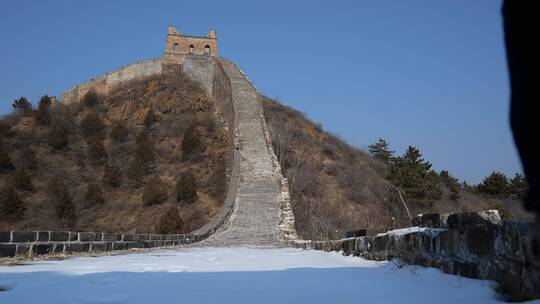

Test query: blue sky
[0,0,519,184]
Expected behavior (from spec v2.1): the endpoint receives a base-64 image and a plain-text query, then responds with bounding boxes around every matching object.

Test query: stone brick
[65,243,87,253]
[37,231,50,242]
[32,244,52,255]
[12,231,36,242]
[112,242,126,250]
[50,231,69,242]
[78,232,97,242]
[102,233,118,242]
[90,243,106,252]
[0,231,11,243]
[122,234,136,242]
[0,244,16,257]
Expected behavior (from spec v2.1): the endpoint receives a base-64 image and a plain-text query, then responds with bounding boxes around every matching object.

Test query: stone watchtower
[163,26,218,65]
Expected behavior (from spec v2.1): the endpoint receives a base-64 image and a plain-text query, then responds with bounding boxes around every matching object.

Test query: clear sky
[0,0,519,184]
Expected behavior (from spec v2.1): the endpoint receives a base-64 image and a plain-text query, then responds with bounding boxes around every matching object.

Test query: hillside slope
[0,71,229,233]
[262,97,530,240]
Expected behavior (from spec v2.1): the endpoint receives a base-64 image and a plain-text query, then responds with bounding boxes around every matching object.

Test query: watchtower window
[189,44,194,54]
[173,43,178,51]
[204,45,211,55]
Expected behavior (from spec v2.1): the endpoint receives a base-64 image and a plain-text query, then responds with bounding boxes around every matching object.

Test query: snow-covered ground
[0,247,532,303]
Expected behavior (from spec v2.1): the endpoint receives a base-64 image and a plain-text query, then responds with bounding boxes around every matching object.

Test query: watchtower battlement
[163,26,218,65]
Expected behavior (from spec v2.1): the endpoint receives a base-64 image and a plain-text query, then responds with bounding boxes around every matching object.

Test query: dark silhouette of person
[503,0,540,256]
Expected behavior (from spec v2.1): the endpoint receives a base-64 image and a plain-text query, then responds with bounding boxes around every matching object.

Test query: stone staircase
[196,60,288,247]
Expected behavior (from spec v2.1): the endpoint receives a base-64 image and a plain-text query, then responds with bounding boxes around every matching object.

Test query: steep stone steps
[195,60,283,247]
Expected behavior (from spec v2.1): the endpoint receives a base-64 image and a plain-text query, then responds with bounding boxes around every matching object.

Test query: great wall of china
[1,26,539,300]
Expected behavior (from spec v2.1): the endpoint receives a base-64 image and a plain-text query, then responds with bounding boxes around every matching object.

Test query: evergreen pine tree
[368,138,394,163]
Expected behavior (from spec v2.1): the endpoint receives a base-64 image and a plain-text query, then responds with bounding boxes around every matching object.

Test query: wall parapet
[61,57,163,104]
[0,230,197,258]
[288,211,540,301]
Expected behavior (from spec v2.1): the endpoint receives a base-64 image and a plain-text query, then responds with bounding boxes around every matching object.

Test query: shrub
[80,111,105,139]
[47,178,76,227]
[155,207,186,234]
[142,176,168,206]
[181,125,203,159]
[144,110,156,127]
[110,120,129,142]
[0,185,25,221]
[208,162,227,202]
[12,169,32,191]
[134,130,154,164]
[103,160,122,188]
[48,119,69,150]
[12,97,32,116]
[84,182,105,206]
[0,144,15,173]
[86,136,107,165]
[82,89,100,108]
[34,95,52,125]
[176,171,197,203]
[17,146,38,171]
[127,158,147,186]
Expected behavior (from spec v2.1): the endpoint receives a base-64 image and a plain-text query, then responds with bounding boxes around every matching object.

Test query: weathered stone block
[112,242,126,250]
[439,230,456,256]
[32,244,52,255]
[467,225,496,256]
[102,233,118,242]
[78,232,97,242]
[373,235,389,252]
[52,244,64,253]
[149,234,160,241]
[136,234,149,242]
[0,231,11,243]
[68,232,78,241]
[37,231,49,242]
[0,244,16,257]
[65,243,89,253]
[16,244,30,256]
[419,213,442,228]
[346,228,387,238]
[105,242,113,251]
[448,210,501,231]
[91,243,106,252]
[122,234,136,242]
[12,231,37,242]
[50,231,69,242]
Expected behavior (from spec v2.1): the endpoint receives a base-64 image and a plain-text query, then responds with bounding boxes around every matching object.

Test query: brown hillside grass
[0,71,229,233]
[262,97,531,240]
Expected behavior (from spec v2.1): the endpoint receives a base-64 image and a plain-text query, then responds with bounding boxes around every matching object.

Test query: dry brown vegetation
[0,70,229,233]
[262,97,531,240]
